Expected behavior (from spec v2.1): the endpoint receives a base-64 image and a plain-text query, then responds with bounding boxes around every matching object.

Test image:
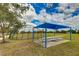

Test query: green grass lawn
[0,33,79,56]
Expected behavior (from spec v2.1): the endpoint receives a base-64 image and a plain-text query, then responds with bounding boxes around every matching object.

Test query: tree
[0,3,29,43]
[68,30,76,34]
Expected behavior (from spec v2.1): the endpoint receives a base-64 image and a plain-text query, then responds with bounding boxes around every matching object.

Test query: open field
[0,33,79,56]
[13,33,71,40]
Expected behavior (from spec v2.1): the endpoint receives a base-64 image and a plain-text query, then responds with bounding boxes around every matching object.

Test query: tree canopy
[0,3,29,43]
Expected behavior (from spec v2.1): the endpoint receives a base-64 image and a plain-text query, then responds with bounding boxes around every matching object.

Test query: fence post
[32,27,34,43]
[70,27,72,40]
[45,28,47,48]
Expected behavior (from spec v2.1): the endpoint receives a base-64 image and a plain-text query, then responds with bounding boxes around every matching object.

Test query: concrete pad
[35,38,70,48]
[46,40,69,47]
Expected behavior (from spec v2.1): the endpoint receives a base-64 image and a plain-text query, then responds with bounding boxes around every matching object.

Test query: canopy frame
[32,22,72,48]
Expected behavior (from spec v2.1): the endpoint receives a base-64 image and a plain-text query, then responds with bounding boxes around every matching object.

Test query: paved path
[0,38,2,40]
[0,35,9,40]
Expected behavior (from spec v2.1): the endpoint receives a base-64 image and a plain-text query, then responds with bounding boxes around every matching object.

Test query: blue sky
[31,3,79,16]
[22,3,79,31]
[31,3,60,14]
[30,3,79,29]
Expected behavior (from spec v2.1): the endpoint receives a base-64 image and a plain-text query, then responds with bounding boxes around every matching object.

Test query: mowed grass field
[0,33,79,56]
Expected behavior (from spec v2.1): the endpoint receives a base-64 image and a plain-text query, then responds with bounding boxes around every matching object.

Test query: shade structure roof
[35,22,70,29]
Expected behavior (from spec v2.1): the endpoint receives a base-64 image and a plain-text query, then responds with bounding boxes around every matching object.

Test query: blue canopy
[35,22,70,29]
[31,19,42,25]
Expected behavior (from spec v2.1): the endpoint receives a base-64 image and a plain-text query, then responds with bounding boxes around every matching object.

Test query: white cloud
[34,9,65,23]
[22,4,37,23]
[21,3,79,31]
[51,13,65,22]
[65,15,79,25]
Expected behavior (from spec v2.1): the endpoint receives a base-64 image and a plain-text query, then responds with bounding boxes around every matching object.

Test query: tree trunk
[8,32,14,39]
[8,32,12,39]
[2,32,5,43]
[16,33,18,40]
[0,23,6,43]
